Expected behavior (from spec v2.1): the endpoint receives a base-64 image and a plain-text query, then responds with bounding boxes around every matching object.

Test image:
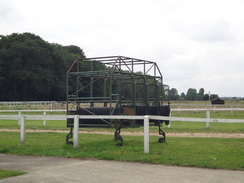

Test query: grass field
[0,132,243,170]
[0,104,243,171]
[0,169,25,179]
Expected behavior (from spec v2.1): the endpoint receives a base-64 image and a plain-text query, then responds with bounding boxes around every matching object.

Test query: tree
[210,94,219,100]
[198,88,204,96]
[0,33,85,101]
[198,88,204,100]
[169,88,180,100]
[202,94,210,100]
[65,45,85,58]
[180,92,186,100]
[186,88,197,100]
[0,33,53,100]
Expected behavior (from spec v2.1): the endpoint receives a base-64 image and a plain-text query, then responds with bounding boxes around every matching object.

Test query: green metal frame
[66,56,170,145]
[66,56,169,111]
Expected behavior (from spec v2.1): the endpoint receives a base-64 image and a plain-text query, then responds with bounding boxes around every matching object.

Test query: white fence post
[73,115,79,148]
[206,110,210,128]
[144,115,149,154]
[18,111,21,125]
[168,110,171,128]
[43,111,46,126]
[20,116,26,144]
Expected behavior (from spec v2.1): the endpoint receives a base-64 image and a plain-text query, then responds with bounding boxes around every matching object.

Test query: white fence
[0,101,67,109]
[0,110,65,126]
[1,108,244,153]
[1,108,243,128]
[170,108,244,128]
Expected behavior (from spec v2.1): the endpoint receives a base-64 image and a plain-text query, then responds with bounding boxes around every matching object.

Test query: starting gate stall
[66,56,170,146]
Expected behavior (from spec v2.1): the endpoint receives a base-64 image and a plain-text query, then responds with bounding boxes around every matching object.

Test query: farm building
[211,98,225,105]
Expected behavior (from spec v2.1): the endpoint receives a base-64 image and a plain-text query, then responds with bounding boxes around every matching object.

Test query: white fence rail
[0,110,65,113]
[171,108,244,111]
[0,110,66,126]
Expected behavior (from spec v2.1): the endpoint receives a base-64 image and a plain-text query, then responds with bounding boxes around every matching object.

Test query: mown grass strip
[0,132,243,170]
[0,169,25,179]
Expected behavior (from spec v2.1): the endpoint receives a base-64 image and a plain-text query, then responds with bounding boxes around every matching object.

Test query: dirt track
[1,129,243,138]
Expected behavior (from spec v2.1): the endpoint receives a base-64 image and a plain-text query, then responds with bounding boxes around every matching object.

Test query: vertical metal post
[118,78,122,111]
[109,73,113,111]
[20,116,26,144]
[154,82,158,105]
[104,78,107,107]
[90,62,94,107]
[76,76,80,99]
[66,74,70,112]
[90,77,94,107]
[132,77,136,106]
[159,81,163,104]
[144,115,149,153]
[43,111,46,126]
[206,110,210,128]
[73,115,79,148]
[144,81,149,106]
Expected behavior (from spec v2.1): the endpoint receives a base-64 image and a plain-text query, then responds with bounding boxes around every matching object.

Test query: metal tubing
[90,77,94,107]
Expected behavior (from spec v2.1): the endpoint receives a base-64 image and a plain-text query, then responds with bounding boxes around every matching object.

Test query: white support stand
[20,116,26,144]
[144,115,149,153]
[206,110,210,128]
[43,111,46,126]
[73,115,79,148]
[168,110,171,128]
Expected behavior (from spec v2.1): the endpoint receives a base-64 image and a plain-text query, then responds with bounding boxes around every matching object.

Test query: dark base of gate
[65,125,166,146]
[66,105,169,146]
[158,125,166,143]
[66,127,73,145]
[114,127,123,146]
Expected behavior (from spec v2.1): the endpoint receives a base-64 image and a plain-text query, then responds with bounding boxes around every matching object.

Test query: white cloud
[1,0,244,97]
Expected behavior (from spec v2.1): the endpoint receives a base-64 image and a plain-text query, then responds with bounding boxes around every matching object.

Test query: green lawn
[0,169,25,179]
[0,132,243,170]
[0,109,243,170]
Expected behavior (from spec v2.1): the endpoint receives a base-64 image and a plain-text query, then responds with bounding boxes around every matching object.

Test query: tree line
[0,33,220,101]
[169,88,219,101]
[0,33,85,101]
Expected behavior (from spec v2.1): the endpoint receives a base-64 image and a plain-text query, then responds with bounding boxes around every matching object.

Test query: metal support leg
[158,125,166,143]
[114,127,123,146]
[66,127,73,145]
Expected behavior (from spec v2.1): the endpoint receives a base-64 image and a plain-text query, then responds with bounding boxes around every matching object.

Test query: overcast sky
[1,0,244,97]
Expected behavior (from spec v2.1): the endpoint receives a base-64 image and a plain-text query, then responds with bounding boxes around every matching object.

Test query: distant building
[211,98,225,105]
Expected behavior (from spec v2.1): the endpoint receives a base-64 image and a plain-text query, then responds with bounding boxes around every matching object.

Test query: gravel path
[0,129,243,138]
